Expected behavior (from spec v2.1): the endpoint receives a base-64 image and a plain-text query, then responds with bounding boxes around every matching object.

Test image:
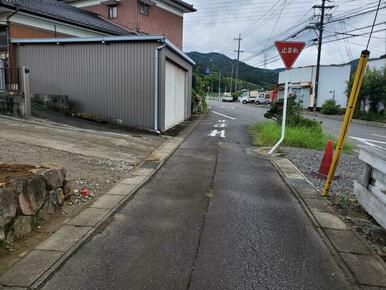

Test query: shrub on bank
[321,99,341,115]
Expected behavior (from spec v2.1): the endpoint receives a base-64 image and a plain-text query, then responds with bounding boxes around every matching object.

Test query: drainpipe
[154,41,166,133]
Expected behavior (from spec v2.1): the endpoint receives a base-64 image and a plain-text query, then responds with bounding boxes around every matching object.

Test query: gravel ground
[283,147,363,197]
[0,138,134,197]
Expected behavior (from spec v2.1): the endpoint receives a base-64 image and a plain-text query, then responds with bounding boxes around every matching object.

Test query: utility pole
[234,33,243,93]
[230,61,234,94]
[218,71,221,101]
[264,54,268,69]
[313,0,334,111]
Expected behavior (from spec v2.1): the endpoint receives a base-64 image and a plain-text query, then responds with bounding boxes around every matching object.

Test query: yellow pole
[322,50,370,197]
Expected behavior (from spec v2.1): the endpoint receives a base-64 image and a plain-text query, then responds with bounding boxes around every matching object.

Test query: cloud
[183,0,386,69]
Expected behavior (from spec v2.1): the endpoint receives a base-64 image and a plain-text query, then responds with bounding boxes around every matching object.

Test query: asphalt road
[41,101,354,289]
[306,115,386,150]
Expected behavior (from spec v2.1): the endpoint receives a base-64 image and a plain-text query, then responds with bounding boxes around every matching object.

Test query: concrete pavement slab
[66,208,110,227]
[340,253,386,287]
[312,209,348,230]
[36,225,91,252]
[0,250,62,287]
[90,194,125,209]
[304,197,332,212]
[120,176,146,185]
[324,229,371,255]
[133,168,153,177]
[107,183,137,196]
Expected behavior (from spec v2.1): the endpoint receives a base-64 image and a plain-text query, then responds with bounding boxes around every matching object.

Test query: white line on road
[349,136,384,149]
[371,134,386,139]
[220,130,226,138]
[212,111,236,120]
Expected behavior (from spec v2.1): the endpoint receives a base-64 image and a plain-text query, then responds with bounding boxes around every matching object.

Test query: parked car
[254,93,270,104]
[221,93,233,102]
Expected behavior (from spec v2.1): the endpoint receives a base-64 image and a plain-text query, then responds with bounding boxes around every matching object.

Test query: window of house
[108,6,118,19]
[138,2,150,16]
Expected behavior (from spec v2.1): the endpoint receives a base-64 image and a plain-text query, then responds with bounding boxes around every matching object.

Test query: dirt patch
[0,164,40,185]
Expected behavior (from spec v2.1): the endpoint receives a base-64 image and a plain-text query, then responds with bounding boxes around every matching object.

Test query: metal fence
[0,66,31,118]
[0,67,22,93]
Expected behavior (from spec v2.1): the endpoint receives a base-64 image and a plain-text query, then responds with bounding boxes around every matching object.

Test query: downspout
[6,6,19,69]
[154,41,166,133]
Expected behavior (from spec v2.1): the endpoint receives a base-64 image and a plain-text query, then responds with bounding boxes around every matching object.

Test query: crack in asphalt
[186,142,220,290]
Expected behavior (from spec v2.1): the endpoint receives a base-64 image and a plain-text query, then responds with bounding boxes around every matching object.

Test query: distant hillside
[187,52,279,88]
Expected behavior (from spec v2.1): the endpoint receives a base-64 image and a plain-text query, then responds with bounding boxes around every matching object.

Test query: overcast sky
[183,0,386,69]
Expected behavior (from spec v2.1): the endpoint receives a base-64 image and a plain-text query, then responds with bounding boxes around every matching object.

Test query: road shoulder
[272,157,386,289]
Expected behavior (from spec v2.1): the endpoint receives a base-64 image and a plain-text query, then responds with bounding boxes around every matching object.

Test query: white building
[278,64,352,109]
[367,58,386,71]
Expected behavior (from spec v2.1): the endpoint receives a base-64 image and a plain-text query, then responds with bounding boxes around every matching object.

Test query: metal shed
[12,35,195,132]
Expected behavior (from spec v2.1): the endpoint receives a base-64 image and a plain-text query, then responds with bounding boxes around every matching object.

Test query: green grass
[251,122,353,152]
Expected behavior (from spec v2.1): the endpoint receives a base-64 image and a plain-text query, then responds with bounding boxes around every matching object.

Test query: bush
[264,96,322,132]
[321,99,341,115]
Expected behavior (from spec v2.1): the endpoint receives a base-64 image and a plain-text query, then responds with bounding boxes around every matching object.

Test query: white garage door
[165,61,186,130]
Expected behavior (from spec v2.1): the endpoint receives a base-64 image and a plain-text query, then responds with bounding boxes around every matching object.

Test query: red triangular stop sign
[275,41,305,70]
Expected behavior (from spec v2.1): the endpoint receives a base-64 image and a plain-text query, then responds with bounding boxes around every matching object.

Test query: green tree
[347,67,386,113]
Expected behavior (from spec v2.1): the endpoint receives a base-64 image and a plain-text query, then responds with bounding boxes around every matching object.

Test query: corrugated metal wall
[17,42,158,129]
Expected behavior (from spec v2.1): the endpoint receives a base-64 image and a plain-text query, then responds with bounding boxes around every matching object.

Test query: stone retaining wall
[0,164,72,244]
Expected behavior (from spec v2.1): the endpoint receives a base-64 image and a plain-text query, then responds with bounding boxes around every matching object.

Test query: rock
[41,169,65,190]
[40,162,66,178]
[49,189,64,206]
[12,216,34,240]
[0,188,17,227]
[38,199,55,221]
[11,175,47,216]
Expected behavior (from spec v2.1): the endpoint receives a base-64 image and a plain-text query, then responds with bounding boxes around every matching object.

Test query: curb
[272,157,386,289]
[303,112,386,128]
[0,115,204,290]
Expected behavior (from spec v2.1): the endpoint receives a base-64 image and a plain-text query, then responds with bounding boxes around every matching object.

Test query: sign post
[268,41,305,155]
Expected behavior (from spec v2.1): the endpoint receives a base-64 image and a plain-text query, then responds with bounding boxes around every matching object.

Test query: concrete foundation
[354,146,386,229]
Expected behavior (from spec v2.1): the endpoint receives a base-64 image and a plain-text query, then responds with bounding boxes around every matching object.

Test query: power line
[366,0,383,49]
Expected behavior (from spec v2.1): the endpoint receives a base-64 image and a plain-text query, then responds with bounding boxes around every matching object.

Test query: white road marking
[209,129,221,137]
[214,123,227,128]
[212,111,236,120]
[371,134,386,139]
[349,136,384,149]
[218,120,226,123]
[209,129,226,138]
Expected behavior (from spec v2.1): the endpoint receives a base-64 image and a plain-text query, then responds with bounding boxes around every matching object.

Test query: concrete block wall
[354,146,386,229]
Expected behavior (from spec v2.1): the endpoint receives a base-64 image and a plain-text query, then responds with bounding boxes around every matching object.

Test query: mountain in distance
[187,51,280,88]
